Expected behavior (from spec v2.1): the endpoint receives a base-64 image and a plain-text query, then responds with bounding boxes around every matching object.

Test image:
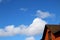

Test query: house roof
[41,24,60,40]
[46,25,60,33]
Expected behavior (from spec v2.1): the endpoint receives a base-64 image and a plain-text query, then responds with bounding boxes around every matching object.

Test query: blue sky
[0,0,60,40]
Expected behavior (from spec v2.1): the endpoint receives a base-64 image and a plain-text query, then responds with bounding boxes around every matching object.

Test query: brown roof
[41,24,60,40]
[46,25,60,33]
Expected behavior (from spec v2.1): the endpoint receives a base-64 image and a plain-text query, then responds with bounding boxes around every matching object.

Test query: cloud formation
[36,10,55,18]
[20,8,28,11]
[26,18,47,36]
[0,18,47,36]
[25,37,35,40]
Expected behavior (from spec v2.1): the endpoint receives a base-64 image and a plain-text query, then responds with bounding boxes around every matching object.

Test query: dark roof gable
[41,24,60,40]
[46,25,60,33]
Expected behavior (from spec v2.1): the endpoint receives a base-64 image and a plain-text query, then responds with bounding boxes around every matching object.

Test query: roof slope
[46,25,60,33]
[41,25,60,40]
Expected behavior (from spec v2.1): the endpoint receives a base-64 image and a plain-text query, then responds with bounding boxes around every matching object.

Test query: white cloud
[36,10,55,18]
[25,18,47,36]
[0,25,20,36]
[20,8,28,11]
[25,37,35,40]
[0,18,47,36]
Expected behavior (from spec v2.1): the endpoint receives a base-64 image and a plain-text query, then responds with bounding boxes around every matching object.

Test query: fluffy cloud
[25,18,47,36]
[0,18,47,36]
[25,37,35,40]
[36,10,55,18]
